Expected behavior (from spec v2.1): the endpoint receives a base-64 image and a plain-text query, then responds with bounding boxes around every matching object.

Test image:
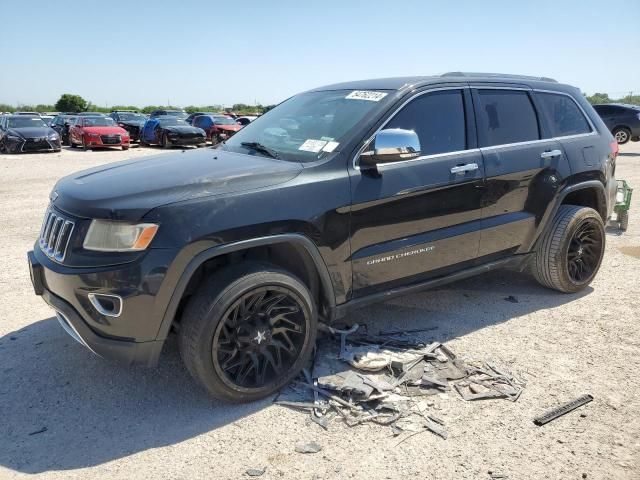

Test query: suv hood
[52,148,302,220]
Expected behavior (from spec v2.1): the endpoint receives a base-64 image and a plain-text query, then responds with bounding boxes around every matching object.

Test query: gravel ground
[0,142,639,480]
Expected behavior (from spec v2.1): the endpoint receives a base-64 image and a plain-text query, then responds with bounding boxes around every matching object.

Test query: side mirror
[359,128,421,169]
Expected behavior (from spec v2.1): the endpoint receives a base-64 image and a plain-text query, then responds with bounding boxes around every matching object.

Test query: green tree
[54,94,88,113]
[0,103,14,112]
[585,92,611,105]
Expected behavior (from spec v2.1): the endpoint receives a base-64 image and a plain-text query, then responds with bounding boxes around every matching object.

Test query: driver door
[348,87,486,297]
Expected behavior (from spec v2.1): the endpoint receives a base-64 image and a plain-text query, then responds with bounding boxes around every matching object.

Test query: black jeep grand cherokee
[28,73,617,402]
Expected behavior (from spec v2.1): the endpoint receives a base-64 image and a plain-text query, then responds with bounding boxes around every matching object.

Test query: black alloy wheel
[532,205,605,293]
[212,286,309,391]
[179,264,317,402]
[566,220,604,283]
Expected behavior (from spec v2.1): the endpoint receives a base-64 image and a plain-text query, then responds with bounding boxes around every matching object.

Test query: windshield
[213,116,237,125]
[83,117,115,127]
[7,117,47,128]
[163,111,188,119]
[158,118,187,126]
[222,89,391,162]
[118,113,146,121]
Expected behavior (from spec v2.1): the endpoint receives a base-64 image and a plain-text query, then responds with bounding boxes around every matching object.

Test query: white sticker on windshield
[346,90,388,102]
[299,139,327,153]
[322,141,339,153]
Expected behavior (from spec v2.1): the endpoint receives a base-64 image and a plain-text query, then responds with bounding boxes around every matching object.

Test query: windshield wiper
[241,142,280,159]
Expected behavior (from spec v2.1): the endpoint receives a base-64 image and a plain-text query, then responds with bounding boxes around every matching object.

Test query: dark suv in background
[28,73,617,402]
[108,111,148,143]
[593,103,640,144]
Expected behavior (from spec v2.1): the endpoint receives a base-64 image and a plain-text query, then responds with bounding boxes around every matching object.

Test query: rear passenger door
[472,87,570,257]
[349,87,486,297]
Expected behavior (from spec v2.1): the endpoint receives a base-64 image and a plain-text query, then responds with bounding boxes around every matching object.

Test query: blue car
[140,117,206,148]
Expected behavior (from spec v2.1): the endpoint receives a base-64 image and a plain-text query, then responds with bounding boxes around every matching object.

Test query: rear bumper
[28,249,170,366]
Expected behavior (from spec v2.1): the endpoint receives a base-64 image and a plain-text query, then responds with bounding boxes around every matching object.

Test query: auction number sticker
[346,90,388,102]
[299,139,327,152]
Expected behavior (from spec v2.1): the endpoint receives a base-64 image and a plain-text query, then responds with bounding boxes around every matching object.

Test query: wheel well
[172,243,326,330]
[562,187,607,221]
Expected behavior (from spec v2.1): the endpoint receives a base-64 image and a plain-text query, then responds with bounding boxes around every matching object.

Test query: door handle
[450,163,479,174]
[540,149,562,159]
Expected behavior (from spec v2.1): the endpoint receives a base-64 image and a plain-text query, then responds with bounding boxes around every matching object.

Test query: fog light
[88,293,123,317]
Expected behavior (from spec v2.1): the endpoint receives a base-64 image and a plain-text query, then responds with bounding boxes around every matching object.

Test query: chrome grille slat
[39,208,75,263]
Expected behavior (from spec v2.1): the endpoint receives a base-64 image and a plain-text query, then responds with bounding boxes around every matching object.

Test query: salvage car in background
[108,111,148,143]
[593,103,640,144]
[50,115,78,145]
[192,114,242,144]
[0,115,61,153]
[149,109,188,120]
[140,116,206,148]
[185,111,215,125]
[236,115,258,126]
[68,116,130,151]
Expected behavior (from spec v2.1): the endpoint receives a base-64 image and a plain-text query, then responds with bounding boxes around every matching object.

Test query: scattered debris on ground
[294,441,322,454]
[28,427,47,436]
[245,467,266,477]
[275,324,526,439]
[533,394,593,426]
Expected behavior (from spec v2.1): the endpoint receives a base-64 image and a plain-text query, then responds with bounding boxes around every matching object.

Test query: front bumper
[4,136,61,153]
[28,248,175,366]
[168,135,205,146]
[84,135,130,148]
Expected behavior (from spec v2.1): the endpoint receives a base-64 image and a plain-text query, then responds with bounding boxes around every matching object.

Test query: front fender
[151,234,336,342]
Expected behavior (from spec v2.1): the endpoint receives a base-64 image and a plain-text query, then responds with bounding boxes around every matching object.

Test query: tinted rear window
[476,90,539,147]
[537,92,591,137]
[387,90,466,155]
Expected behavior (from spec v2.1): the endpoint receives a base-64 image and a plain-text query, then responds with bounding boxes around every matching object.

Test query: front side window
[536,92,591,137]
[476,90,540,147]
[386,90,466,156]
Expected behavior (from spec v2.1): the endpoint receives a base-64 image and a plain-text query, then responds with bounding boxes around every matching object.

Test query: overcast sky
[1,0,638,107]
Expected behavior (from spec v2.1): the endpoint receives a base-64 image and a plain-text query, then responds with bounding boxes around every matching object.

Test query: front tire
[532,205,605,293]
[162,133,171,149]
[178,263,317,402]
[613,127,631,144]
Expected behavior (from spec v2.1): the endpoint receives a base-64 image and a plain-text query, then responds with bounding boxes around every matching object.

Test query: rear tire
[178,263,317,402]
[613,127,631,144]
[619,210,629,231]
[532,205,605,293]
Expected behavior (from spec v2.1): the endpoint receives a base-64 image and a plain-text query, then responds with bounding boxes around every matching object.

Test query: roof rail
[441,72,558,83]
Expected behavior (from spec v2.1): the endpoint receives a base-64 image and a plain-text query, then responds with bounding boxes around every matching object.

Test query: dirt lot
[1,142,639,480]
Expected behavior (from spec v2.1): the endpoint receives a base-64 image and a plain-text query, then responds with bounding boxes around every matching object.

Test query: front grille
[23,138,52,152]
[39,209,75,262]
[101,135,121,145]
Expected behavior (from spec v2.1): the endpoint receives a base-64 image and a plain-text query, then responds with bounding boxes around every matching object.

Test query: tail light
[610,140,619,159]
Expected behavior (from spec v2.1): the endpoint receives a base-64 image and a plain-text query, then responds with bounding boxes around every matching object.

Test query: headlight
[48,133,59,140]
[83,220,159,252]
[6,135,21,141]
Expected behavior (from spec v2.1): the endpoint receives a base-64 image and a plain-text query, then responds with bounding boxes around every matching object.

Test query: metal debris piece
[275,400,330,412]
[281,326,527,438]
[533,394,593,426]
[28,427,47,436]
[504,295,519,303]
[295,441,322,454]
[245,467,266,477]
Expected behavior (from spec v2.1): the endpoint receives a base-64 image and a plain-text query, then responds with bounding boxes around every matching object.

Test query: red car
[69,116,130,151]
[192,114,242,144]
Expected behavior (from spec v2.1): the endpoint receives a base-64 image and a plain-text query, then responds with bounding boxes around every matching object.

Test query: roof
[311,72,568,93]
